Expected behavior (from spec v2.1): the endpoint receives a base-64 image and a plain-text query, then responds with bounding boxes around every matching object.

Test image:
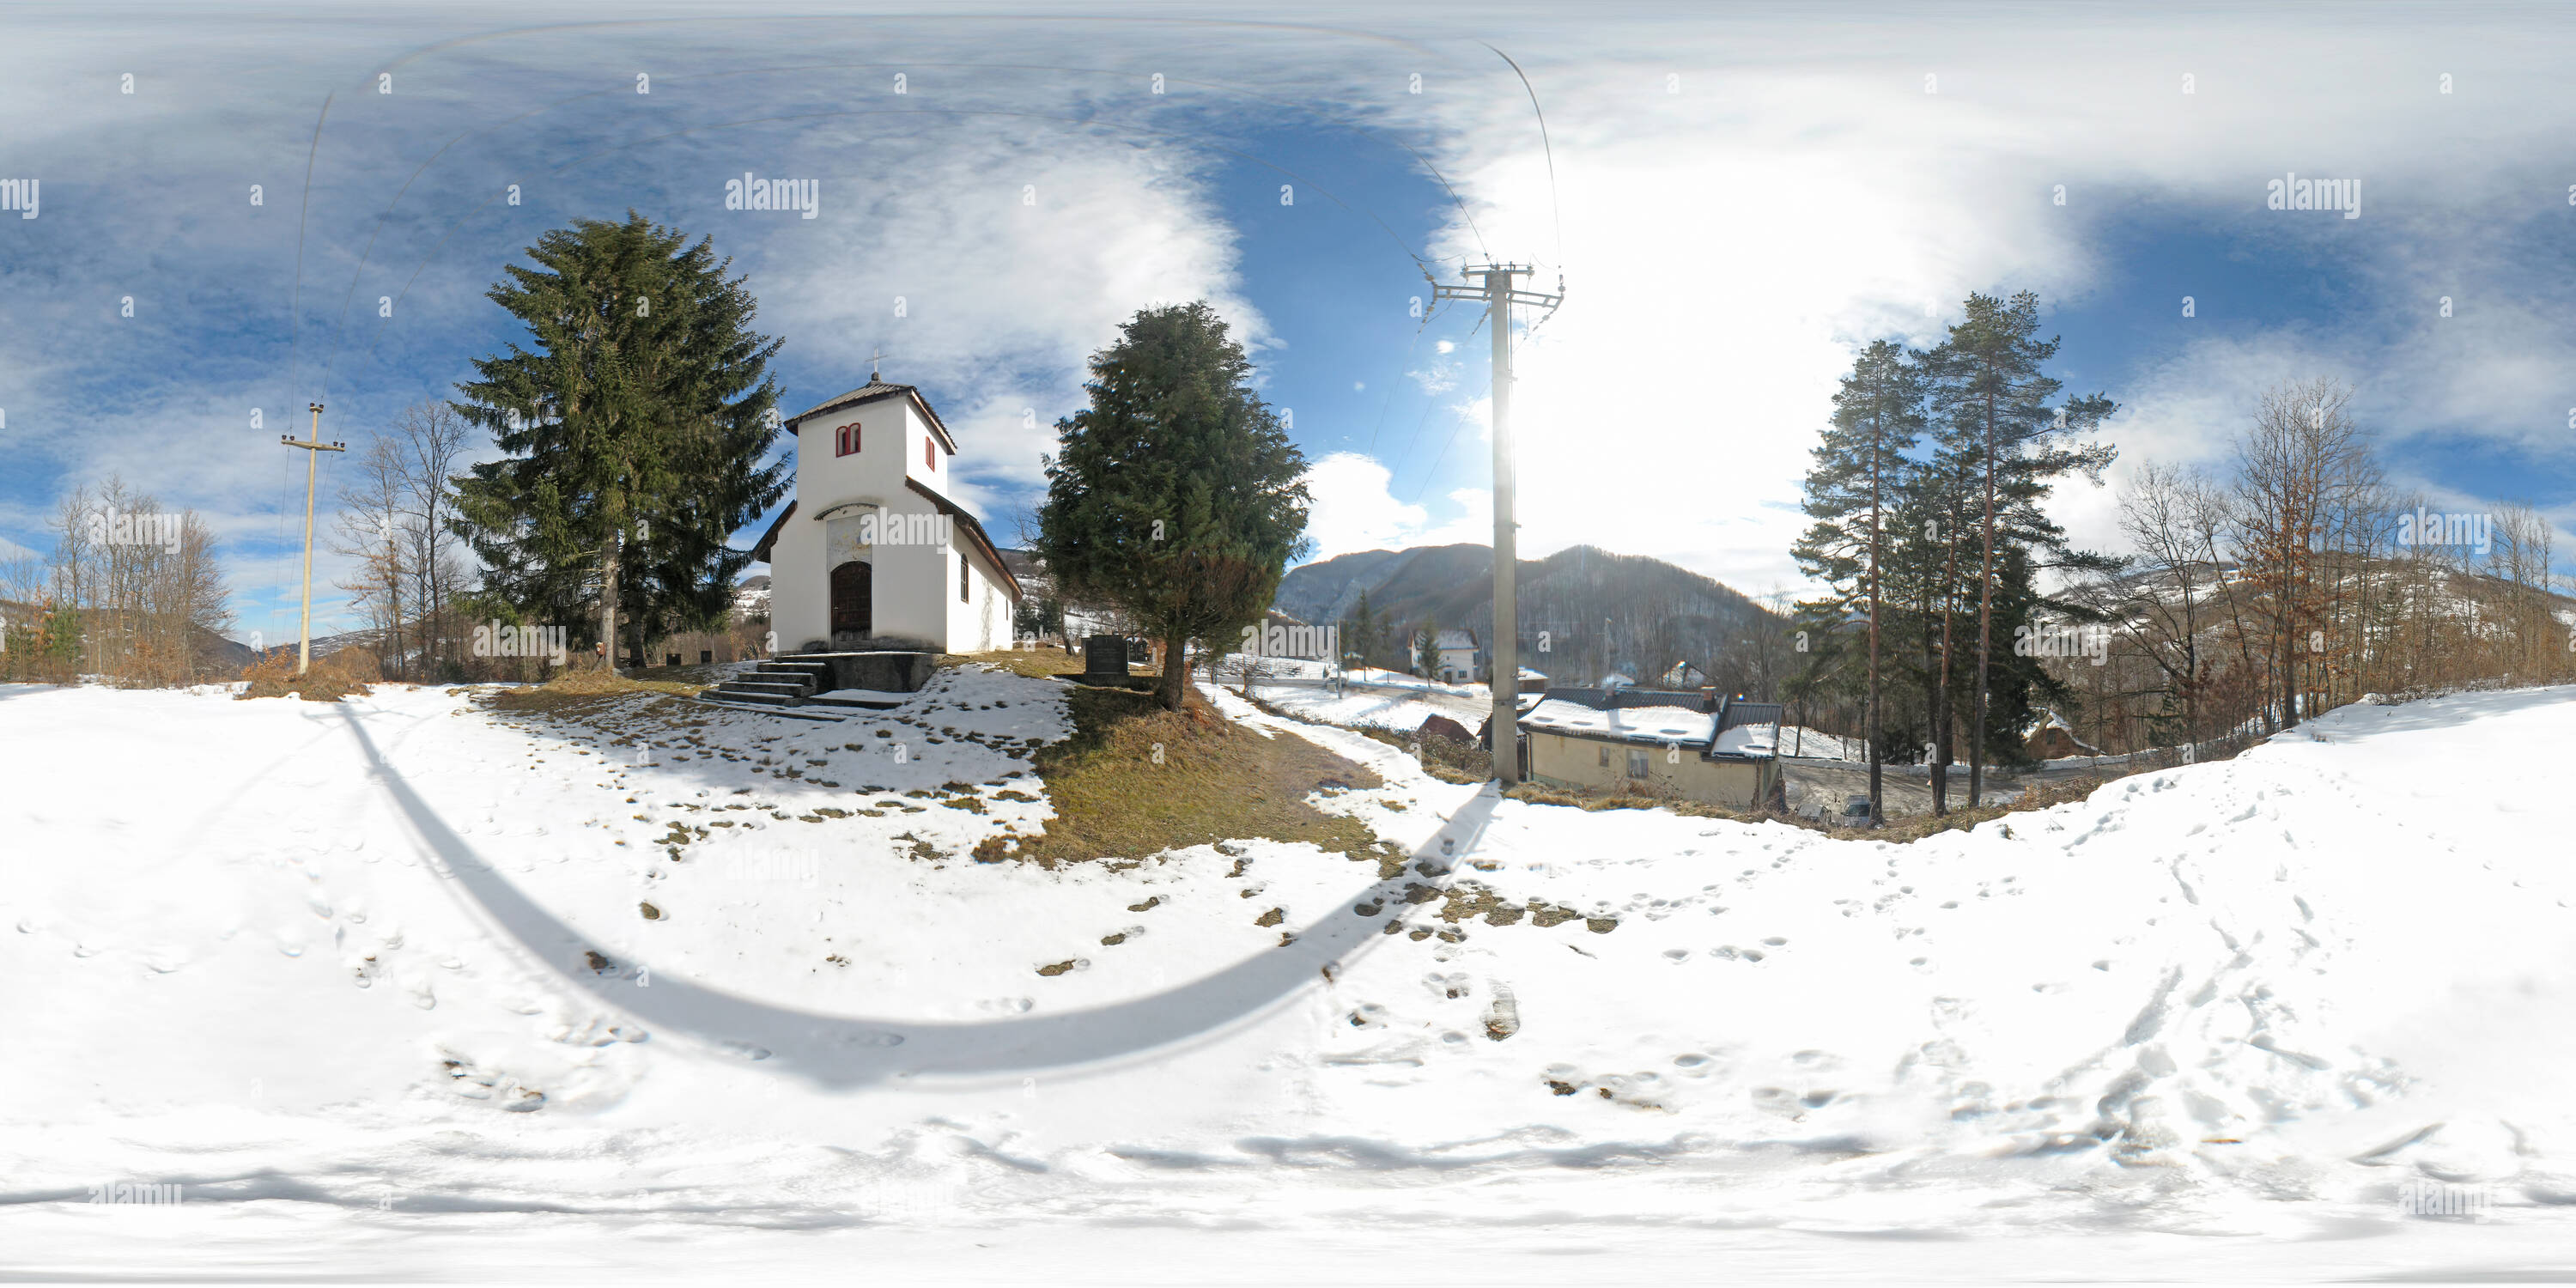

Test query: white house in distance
[1432,629,1480,683]
[750,374,1021,653]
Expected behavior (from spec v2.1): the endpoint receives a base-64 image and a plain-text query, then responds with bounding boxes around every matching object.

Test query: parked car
[1834,795,1878,829]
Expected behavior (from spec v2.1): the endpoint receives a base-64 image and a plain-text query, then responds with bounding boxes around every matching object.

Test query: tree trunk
[1930,513,1962,816]
[1970,392,1996,806]
[599,527,621,675]
[1157,631,1189,711]
[387,549,404,681]
[1867,412,1883,823]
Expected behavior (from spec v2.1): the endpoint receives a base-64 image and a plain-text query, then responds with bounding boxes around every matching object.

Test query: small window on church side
[925,435,935,471]
[959,553,970,603]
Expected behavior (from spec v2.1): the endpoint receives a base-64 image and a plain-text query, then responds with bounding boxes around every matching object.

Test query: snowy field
[1775,726,1859,762]
[6,672,2576,1282]
[1217,654,1495,733]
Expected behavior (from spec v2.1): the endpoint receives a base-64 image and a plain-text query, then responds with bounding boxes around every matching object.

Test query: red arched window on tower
[835,422,861,457]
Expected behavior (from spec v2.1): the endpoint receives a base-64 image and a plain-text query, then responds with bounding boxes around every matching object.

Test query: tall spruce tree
[450,212,783,670]
[1893,435,1980,813]
[1036,302,1311,711]
[1925,291,2115,804]
[1792,339,1925,823]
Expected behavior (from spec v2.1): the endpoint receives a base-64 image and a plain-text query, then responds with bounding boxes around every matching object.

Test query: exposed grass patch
[1868,774,2111,842]
[617,661,738,687]
[534,667,708,697]
[987,685,1386,867]
[1425,886,1598,929]
[939,647,1148,681]
[479,671,703,719]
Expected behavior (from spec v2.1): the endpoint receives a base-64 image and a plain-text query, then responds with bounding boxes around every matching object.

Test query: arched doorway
[829,560,872,644]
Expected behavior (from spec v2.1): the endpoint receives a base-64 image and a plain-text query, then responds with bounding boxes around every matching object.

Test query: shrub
[1357,726,1492,785]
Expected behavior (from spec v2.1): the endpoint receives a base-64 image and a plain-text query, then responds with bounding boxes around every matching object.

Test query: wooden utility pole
[1433,263,1561,787]
[279,401,345,675]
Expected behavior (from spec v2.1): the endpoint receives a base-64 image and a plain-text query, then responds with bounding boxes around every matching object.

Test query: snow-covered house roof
[1434,629,1478,651]
[1522,698,1715,746]
[787,380,958,453]
[2023,708,2103,756]
[1712,700,1783,760]
[1515,688,1780,762]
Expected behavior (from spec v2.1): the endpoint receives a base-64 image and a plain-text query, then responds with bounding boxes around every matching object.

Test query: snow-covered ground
[1215,653,1495,733]
[1239,679,1483,734]
[7,673,2576,1281]
[1775,726,1859,761]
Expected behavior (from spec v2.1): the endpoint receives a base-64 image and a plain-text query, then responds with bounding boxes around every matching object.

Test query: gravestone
[1081,635,1129,685]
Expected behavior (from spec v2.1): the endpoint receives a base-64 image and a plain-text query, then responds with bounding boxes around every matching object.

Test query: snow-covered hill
[6,675,2575,1279]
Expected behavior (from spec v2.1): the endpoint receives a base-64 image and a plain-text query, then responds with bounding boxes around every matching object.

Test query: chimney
[1700,685,1717,711]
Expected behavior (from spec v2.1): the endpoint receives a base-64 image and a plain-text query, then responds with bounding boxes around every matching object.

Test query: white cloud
[758,125,1261,506]
[1299,452,1486,561]
[1407,358,1461,396]
[1400,10,2576,592]
[13,4,2576,623]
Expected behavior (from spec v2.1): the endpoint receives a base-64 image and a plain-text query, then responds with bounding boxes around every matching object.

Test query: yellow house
[1517,687,1783,810]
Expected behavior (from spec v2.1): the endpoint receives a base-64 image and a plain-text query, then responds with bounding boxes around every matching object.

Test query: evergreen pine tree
[1340,589,1390,674]
[1792,339,1925,823]
[1036,302,1311,711]
[1926,291,2117,800]
[450,212,784,670]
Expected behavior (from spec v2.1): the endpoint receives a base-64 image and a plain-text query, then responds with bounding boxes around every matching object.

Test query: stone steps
[704,660,835,708]
[695,653,930,718]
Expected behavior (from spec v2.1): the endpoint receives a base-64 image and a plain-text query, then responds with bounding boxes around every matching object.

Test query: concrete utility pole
[1433,264,1561,787]
[279,401,345,675]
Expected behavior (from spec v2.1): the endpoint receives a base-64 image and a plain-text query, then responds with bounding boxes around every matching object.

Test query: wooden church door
[829,561,872,641]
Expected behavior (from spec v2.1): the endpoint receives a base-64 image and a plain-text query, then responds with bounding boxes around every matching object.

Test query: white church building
[750,375,1021,654]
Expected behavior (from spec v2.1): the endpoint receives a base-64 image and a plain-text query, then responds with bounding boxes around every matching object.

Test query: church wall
[769,388,1007,654]
[766,503,827,649]
[942,539,1013,653]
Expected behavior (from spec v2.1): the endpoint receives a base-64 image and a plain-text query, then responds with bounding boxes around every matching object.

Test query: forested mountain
[1275,543,1793,697]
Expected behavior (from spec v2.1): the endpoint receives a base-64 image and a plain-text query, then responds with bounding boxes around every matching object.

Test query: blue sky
[5,3,2574,645]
